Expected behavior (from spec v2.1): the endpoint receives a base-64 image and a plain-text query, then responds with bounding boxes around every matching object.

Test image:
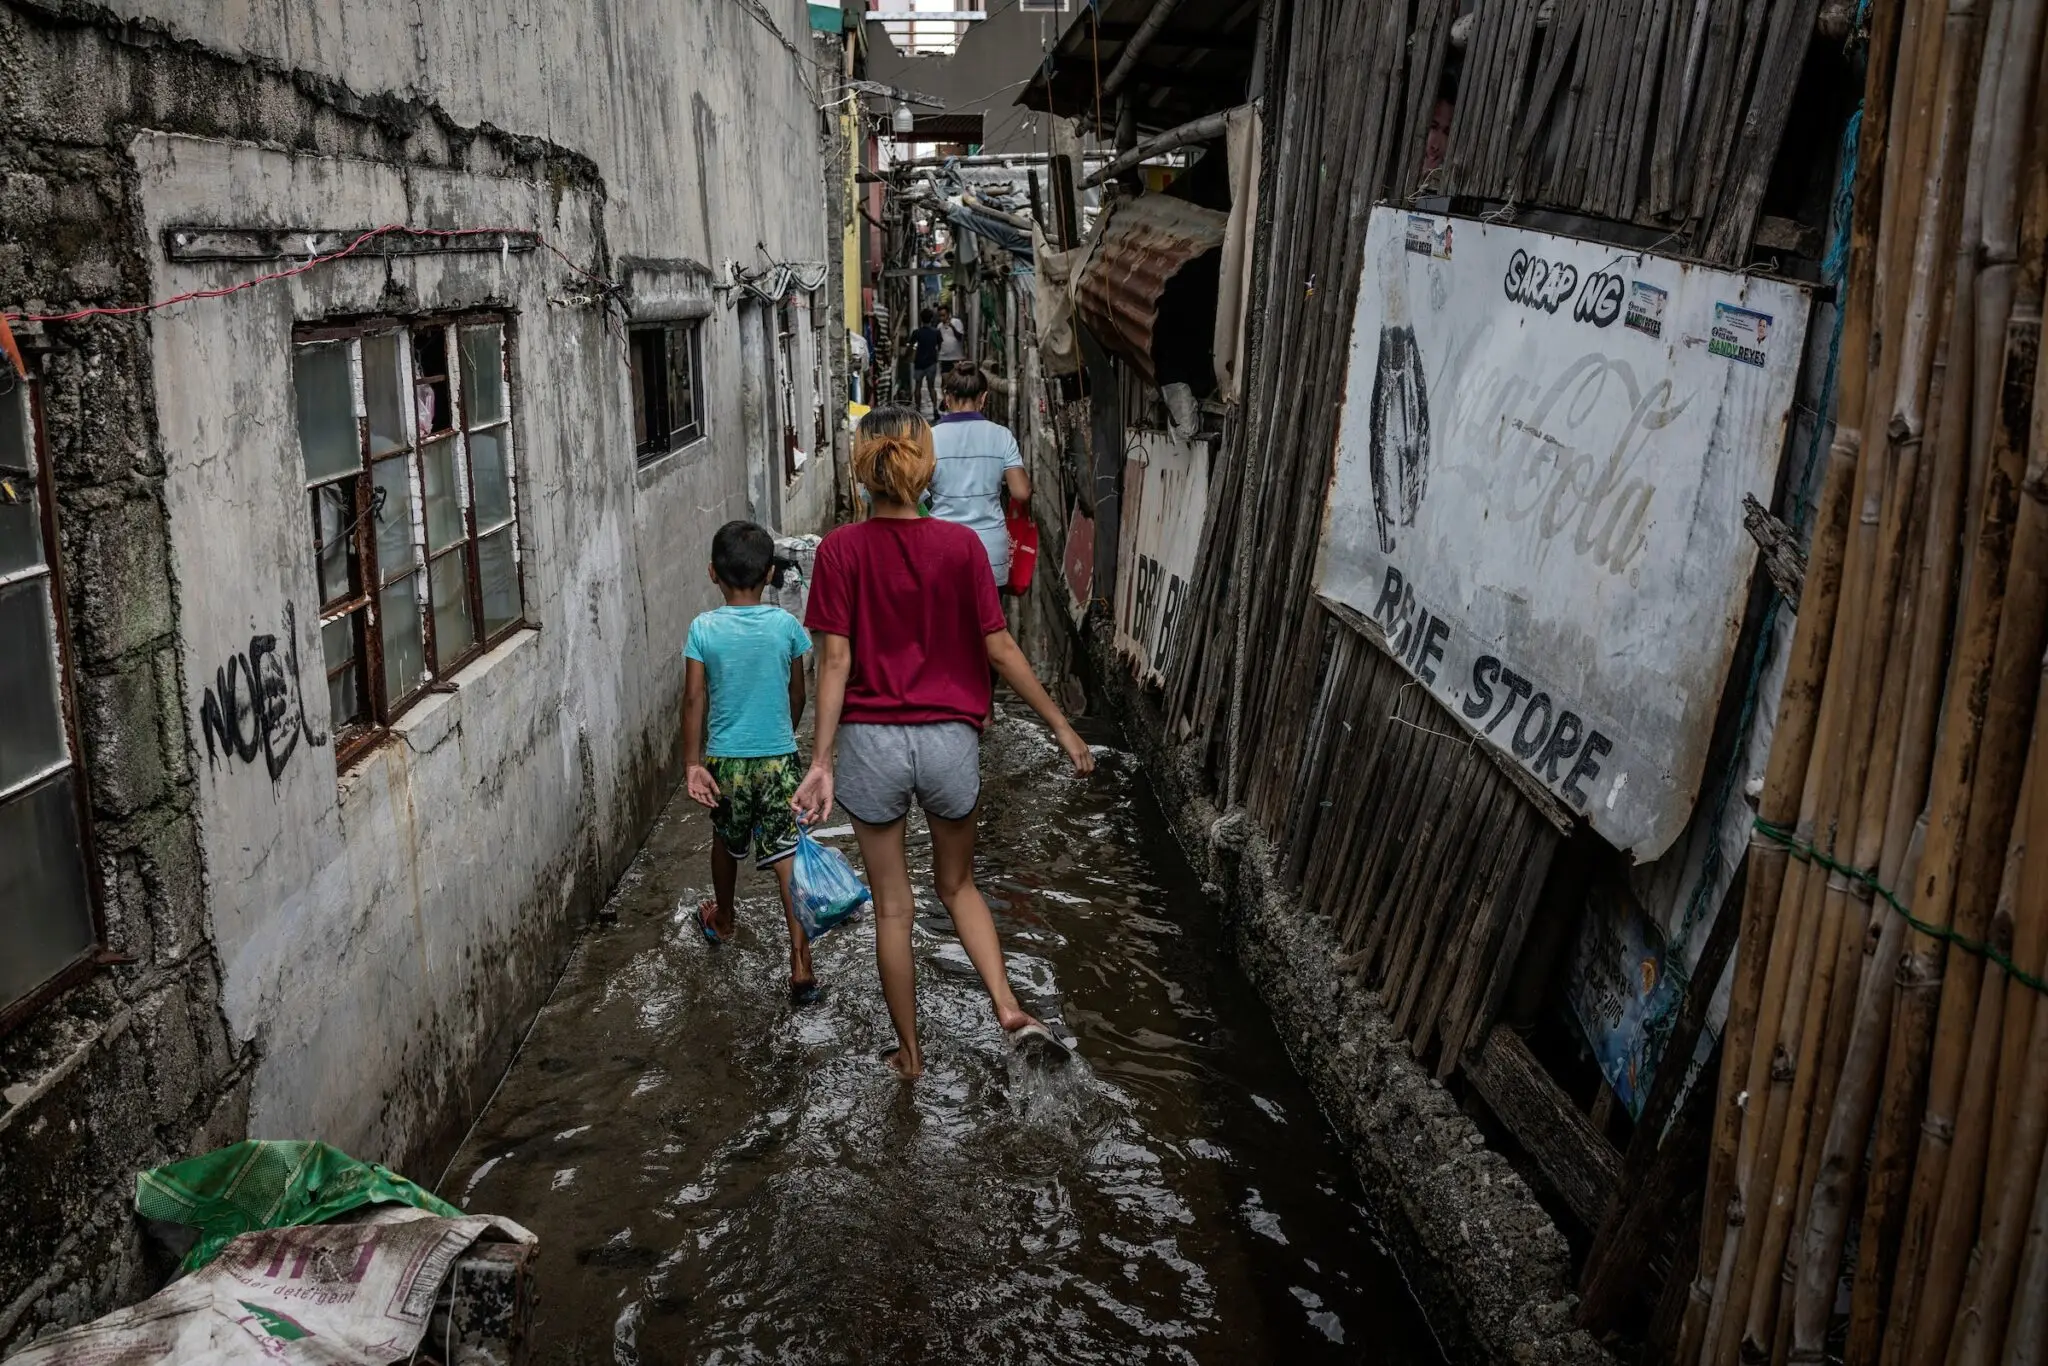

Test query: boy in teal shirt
[683,521,818,1003]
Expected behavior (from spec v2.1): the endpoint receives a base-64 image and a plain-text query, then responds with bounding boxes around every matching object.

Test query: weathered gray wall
[0,0,833,1344]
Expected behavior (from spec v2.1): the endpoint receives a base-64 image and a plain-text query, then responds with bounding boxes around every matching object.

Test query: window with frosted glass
[291,316,525,765]
[0,377,99,1019]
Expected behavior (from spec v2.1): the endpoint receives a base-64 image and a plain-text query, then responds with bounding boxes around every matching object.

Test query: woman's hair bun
[942,361,990,402]
[853,406,937,506]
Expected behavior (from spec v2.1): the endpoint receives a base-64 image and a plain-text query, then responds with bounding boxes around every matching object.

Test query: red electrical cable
[3,223,619,326]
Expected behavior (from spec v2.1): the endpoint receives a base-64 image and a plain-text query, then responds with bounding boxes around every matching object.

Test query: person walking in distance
[927,361,1029,586]
[936,302,967,368]
[793,407,1094,1078]
[908,307,943,419]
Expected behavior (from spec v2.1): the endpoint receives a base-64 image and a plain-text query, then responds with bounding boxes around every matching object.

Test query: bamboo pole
[1678,0,1898,1331]
[1743,187,1959,1348]
[1696,556,1862,1364]
[1788,288,1973,1361]
[1702,302,1898,1358]
[1838,8,2005,1361]
[1730,417,1931,1359]
[1978,0,2048,1232]
[1766,3,1917,1344]
[1946,672,2048,1366]
[1727,401,1932,1362]
[1993,704,2048,1366]
[1944,767,2038,1366]
[1702,0,1955,1353]
[1756,404,1941,1363]
[1896,23,2048,1366]
[1787,329,1963,1366]
[1871,4,2039,1355]
[1977,768,2037,1205]
[2000,1105,2048,1366]
[1961,0,2045,597]
[1792,10,2038,1353]
[1771,354,1947,1366]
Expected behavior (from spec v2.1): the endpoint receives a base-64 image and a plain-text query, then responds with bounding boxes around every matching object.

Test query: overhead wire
[727,0,839,100]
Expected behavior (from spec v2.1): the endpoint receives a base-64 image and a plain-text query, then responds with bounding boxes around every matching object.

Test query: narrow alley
[11,0,2048,1361]
[445,705,1442,1364]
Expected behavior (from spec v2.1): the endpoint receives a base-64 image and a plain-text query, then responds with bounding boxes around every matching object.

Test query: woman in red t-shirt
[794,407,1094,1079]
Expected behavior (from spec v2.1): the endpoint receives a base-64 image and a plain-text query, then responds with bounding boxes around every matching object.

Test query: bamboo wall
[1681,0,2048,1359]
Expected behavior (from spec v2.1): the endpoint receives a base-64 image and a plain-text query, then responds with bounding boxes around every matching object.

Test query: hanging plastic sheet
[740,261,832,304]
[1032,224,1087,377]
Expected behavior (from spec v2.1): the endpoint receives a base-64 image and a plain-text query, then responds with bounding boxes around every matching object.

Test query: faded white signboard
[1316,209,1809,857]
[1116,429,1210,686]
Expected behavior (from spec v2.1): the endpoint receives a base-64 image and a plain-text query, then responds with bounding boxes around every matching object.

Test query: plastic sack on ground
[136,1139,462,1272]
[791,826,871,940]
[6,1205,532,1366]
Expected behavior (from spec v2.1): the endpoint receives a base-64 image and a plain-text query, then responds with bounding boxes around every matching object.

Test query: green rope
[1752,818,2048,997]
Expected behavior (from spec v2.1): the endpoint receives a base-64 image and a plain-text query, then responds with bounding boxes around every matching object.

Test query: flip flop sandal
[1006,1021,1074,1066]
[697,900,723,946]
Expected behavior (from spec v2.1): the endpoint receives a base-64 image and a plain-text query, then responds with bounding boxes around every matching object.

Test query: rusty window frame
[628,320,707,463]
[290,312,527,771]
[0,374,108,1035]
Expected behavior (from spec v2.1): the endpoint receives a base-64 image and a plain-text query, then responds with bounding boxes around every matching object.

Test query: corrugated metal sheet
[1074,194,1227,386]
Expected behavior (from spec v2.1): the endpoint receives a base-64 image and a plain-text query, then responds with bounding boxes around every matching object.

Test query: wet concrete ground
[444,706,1444,1364]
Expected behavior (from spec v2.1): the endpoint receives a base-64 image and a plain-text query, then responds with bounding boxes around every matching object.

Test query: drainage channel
[444,706,1445,1363]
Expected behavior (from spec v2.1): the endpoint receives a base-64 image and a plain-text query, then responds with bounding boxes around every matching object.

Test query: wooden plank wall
[1158,0,1838,1349]
[1163,0,1577,1095]
[1277,0,1831,256]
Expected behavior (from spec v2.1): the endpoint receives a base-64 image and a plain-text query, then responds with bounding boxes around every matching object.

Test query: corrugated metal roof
[1074,193,1228,387]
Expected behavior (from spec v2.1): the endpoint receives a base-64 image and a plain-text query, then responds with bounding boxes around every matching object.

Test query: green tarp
[136,1140,462,1271]
[808,2,845,33]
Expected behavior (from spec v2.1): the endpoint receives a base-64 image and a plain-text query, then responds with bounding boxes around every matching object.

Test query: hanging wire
[4,225,617,327]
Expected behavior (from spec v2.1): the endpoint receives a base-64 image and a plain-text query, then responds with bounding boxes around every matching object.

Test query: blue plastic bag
[791,827,871,941]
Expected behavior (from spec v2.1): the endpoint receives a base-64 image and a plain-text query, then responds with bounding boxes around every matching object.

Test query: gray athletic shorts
[836,721,981,824]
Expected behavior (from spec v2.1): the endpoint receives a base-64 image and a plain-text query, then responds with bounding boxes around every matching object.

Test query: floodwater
[444,706,1444,1364]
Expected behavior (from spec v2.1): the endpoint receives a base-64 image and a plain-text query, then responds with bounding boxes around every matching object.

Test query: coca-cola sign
[1317,209,1810,859]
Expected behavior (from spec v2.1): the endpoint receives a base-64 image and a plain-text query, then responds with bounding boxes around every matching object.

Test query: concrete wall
[0,0,835,1343]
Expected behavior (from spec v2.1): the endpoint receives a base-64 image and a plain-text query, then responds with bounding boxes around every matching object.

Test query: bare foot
[884,1046,924,1079]
[698,898,734,941]
[996,1004,1042,1034]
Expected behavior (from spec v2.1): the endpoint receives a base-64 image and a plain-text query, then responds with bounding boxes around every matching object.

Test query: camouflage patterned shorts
[707,753,802,869]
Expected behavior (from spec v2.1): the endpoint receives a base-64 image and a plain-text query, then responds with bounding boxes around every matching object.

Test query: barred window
[292,316,526,765]
[629,320,707,462]
[0,376,99,1022]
